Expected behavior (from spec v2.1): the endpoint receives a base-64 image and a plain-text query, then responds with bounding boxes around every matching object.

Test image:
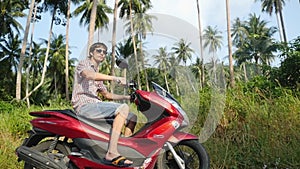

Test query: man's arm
[100,90,130,101]
[81,70,126,85]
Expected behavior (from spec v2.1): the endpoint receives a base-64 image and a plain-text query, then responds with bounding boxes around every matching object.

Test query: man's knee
[116,103,129,117]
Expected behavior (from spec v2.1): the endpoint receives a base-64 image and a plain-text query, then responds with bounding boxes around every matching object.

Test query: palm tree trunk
[129,1,141,90]
[277,11,287,43]
[65,0,71,100]
[164,73,170,92]
[23,5,57,101]
[110,0,118,93]
[139,34,149,91]
[88,0,98,49]
[25,2,38,107]
[226,0,235,88]
[196,0,205,89]
[16,0,35,100]
[242,62,248,82]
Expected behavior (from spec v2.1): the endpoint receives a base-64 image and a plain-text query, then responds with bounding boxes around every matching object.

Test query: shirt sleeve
[76,60,94,78]
[96,81,107,92]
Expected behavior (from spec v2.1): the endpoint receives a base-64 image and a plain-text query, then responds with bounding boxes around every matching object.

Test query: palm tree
[125,11,155,91]
[72,0,112,45]
[111,0,119,83]
[255,0,287,43]
[25,2,40,106]
[191,57,204,89]
[25,41,43,105]
[65,0,71,100]
[118,0,152,90]
[17,0,36,101]
[0,0,26,38]
[88,0,98,48]
[203,26,223,60]
[6,0,32,100]
[172,38,194,66]
[0,34,22,75]
[63,0,81,100]
[41,34,67,98]
[196,0,205,89]
[233,14,277,66]
[169,55,181,95]
[23,0,69,100]
[203,25,223,83]
[153,47,171,92]
[231,18,248,47]
[225,0,235,88]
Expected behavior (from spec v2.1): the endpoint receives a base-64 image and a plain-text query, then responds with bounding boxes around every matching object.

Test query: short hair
[88,42,108,58]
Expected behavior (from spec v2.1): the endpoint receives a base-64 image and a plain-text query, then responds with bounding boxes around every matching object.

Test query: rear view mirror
[116,58,128,69]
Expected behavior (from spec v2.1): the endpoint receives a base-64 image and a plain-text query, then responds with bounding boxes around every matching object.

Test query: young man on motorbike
[71,42,137,167]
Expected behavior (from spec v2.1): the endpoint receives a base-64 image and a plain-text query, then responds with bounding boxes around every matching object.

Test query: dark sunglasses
[95,49,107,55]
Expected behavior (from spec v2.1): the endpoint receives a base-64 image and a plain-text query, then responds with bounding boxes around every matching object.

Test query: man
[71,42,136,167]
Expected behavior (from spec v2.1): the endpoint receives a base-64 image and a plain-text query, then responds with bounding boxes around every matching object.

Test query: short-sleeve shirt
[71,59,107,112]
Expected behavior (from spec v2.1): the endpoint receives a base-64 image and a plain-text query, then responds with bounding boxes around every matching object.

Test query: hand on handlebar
[114,77,127,86]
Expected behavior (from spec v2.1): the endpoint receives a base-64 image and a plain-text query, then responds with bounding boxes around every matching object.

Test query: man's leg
[124,114,137,137]
[105,104,132,164]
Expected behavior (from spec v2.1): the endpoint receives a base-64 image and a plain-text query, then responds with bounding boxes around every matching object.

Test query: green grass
[0,87,299,169]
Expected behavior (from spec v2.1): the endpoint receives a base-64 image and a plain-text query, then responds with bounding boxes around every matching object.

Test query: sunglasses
[95,48,107,55]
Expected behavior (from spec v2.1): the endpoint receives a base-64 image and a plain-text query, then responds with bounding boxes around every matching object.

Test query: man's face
[91,47,107,63]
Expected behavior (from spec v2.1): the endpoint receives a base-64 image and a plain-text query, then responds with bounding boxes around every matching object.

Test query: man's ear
[89,52,93,57]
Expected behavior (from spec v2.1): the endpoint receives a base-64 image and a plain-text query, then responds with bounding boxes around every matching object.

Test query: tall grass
[0,86,299,169]
[204,86,300,169]
[0,100,72,169]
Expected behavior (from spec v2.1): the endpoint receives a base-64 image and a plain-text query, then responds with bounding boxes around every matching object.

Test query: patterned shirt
[71,59,107,112]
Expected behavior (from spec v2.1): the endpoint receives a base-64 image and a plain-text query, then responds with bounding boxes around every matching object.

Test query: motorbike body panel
[16,83,205,169]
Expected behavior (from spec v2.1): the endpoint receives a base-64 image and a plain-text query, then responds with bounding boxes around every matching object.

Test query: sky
[18,0,300,66]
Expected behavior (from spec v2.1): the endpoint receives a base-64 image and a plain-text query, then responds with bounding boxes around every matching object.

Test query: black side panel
[73,138,146,166]
[16,146,65,169]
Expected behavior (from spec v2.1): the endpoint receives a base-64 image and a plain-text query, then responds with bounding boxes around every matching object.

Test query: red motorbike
[16,80,209,169]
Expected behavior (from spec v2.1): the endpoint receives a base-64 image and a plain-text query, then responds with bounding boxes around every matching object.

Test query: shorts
[78,102,135,125]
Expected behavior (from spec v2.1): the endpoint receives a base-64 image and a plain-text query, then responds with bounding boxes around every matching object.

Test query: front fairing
[151,82,190,127]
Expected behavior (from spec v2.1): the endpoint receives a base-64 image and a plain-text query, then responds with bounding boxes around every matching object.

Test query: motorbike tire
[155,140,209,169]
[23,140,73,169]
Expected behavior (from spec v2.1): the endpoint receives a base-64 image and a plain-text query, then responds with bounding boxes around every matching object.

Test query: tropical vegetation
[0,0,299,168]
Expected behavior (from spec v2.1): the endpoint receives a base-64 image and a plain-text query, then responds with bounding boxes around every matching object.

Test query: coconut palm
[0,34,23,98]
[0,34,22,75]
[196,0,205,88]
[203,26,223,60]
[255,0,287,43]
[4,1,29,100]
[42,34,68,98]
[225,0,235,88]
[23,0,70,100]
[172,38,194,66]
[0,0,26,38]
[72,0,112,45]
[72,1,112,37]
[231,18,248,47]
[118,0,152,90]
[153,47,171,92]
[169,55,181,95]
[191,57,204,89]
[233,14,277,66]
[110,0,119,82]
[203,25,223,83]
[125,11,155,91]
[63,0,81,100]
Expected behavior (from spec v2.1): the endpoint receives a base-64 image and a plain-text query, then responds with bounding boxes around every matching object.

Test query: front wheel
[156,140,209,169]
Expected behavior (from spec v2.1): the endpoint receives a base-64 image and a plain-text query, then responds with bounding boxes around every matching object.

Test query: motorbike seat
[52,109,113,133]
